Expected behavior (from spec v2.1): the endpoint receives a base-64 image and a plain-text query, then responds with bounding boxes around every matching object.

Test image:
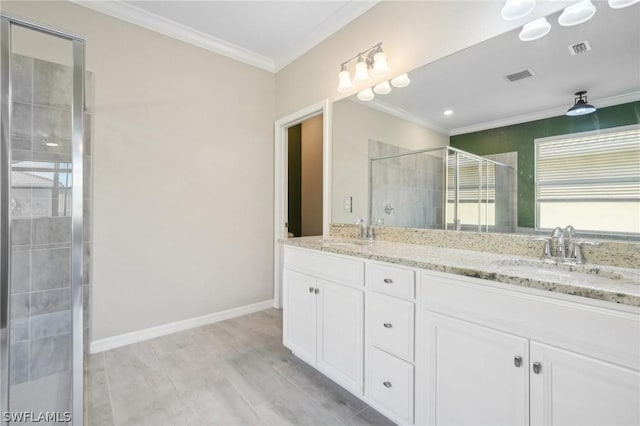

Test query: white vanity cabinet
[365,262,417,425]
[418,270,640,426]
[282,247,365,396]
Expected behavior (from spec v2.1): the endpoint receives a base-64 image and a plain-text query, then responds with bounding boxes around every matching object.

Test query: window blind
[536,127,640,201]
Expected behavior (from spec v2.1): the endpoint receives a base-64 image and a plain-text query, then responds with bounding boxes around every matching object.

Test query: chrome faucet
[550,227,565,260]
[355,218,372,240]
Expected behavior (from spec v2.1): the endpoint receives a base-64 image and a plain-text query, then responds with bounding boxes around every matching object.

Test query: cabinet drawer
[284,247,364,288]
[368,347,414,424]
[367,262,415,300]
[369,293,415,362]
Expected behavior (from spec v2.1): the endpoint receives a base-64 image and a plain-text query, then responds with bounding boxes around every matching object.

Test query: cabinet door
[530,342,640,426]
[422,312,529,426]
[283,269,317,366]
[317,279,364,395]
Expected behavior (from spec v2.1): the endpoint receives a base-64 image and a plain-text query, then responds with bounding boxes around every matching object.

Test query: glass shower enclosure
[370,146,516,232]
[0,14,85,425]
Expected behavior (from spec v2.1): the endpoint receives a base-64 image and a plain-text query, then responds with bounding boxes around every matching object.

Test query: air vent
[504,68,536,82]
[569,40,592,56]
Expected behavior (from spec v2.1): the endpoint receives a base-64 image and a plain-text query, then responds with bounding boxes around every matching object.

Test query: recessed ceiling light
[45,142,59,147]
[444,110,454,116]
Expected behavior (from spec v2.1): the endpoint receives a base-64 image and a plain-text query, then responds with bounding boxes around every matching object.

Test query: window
[535,125,640,235]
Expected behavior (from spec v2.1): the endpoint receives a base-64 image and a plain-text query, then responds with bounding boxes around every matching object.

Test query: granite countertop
[282,236,640,307]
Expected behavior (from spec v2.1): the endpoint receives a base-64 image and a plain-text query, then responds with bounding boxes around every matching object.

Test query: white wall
[2,1,276,340]
[301,114,324,236]
[332,99,448,223]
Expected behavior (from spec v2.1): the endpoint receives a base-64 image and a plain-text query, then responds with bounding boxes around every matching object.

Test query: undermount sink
[492,258,632,281]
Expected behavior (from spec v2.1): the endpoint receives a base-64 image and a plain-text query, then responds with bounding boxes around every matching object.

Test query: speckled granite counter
[282,236,640,307]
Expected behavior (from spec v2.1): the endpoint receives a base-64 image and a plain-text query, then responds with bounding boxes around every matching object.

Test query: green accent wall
[450,101,640,228]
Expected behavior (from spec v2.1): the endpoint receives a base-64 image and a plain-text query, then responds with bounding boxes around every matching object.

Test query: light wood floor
[85,309,394,426]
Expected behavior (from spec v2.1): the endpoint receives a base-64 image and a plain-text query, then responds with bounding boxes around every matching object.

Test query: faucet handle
[533,237,552,258]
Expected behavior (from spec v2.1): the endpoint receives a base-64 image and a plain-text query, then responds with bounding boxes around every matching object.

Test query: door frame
[273,100,331,308]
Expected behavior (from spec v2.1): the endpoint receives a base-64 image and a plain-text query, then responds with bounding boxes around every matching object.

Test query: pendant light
[519,17,551,41]
[357,88,375,102]
[372,46,390,76]
[558,0,596,26]
[353,55,370,84]
[608,0,639,7]
[390,73,410,88]
[501,0,536,20]
[566,91,597,116]
[337,64,354,93]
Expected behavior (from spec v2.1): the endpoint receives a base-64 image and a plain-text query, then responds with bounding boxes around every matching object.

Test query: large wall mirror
[332,3,639,238]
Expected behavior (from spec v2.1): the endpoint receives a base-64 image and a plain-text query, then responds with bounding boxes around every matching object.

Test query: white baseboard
[89,299,275,353]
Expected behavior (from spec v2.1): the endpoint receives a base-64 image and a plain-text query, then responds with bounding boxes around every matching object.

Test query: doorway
[287,114,323,238]
[273,100,331,308]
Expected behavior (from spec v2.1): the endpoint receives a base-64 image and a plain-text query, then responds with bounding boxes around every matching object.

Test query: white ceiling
[366,3,640,135]
[76,0,379,72]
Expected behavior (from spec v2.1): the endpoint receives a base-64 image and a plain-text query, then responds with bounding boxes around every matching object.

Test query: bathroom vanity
[281,237,640,425]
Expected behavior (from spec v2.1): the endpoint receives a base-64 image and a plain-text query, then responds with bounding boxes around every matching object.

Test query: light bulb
[353,56,370,84]
[337,65,354,93]
[558,0,596,26]
[357,88,375,102]
[501,0,536,20]
[519,17,551,41]
[608,0,639,8]
[372,48,390,76]
[373,81,391,95]
[390,73,410,88]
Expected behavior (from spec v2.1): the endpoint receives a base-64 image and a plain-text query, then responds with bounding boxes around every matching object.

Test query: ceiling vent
[569,40,592,56]
[504,68,536,82]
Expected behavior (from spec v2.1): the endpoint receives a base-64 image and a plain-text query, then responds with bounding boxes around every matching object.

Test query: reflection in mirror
[332,3,640,237]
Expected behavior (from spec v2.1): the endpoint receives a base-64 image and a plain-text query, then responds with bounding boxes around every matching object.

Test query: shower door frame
[0,14,85,426]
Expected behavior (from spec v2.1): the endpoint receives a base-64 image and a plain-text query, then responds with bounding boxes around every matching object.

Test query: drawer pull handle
[308,287,314,293]
[532,362,542,374]
[383,278,393,284]
[314,288,320,294]
[383,323,393,328]
[514,356,522,368]
[383,381,392,388]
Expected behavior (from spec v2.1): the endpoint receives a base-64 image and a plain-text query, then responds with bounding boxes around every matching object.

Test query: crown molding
[273,1,380,72]
[70,0,276,72]
[450,91,640,136]
[355,98,450,136]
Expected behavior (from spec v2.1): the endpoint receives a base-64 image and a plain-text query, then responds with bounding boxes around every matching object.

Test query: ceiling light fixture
[337,43,390,92]
[558,0,596,26]
[519,17,551,41]
[608,0,639,8]
[45,142,59,147]
[566,91,597,116]
[444,110,454,116]
[501,0,536,20]
[390,73,410,88]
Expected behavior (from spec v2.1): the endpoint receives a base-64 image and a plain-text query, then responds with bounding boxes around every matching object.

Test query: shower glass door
[1,15,84,425]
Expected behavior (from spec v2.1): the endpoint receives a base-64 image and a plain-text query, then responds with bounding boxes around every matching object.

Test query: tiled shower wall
[9,53,93,386]
[369,140,444,229]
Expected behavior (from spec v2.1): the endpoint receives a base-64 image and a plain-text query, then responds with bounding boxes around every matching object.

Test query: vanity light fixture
[337,42,390,92]
[519,17,551,41]
[565,91,597,116]
[390,73,410,88]
[501,0,536,20]
[558,0,596,26]
[608,0,639,7]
